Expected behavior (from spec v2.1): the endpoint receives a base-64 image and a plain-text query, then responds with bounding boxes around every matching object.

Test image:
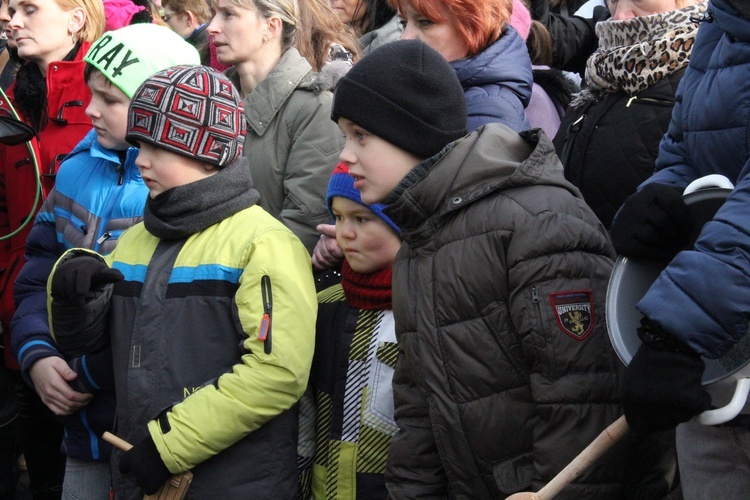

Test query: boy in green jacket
[48,65,317,498]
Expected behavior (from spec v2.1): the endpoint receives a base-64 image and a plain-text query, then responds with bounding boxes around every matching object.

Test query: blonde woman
[1,0,104,498]
[209,0,344,254]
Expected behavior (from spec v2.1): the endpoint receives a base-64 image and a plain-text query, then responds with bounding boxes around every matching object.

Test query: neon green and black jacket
[49,159,317,498]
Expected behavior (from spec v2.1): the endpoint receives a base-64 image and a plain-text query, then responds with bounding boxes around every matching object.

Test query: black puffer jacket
[384,124,627,499]
[553,69,684,229]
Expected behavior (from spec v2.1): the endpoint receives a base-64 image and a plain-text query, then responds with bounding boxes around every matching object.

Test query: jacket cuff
[17,334,61,384]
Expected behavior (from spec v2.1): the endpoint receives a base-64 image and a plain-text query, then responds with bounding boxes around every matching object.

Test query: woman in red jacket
[0,0,104,497]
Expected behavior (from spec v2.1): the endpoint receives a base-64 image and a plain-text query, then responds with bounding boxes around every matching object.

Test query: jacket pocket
[361,313,398,435]
[493,451,533,495]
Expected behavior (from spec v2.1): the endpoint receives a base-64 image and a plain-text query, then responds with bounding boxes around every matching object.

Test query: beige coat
[228,48,344,253]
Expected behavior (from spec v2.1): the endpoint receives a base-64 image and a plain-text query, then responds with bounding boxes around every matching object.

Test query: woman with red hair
[391,0,532,132]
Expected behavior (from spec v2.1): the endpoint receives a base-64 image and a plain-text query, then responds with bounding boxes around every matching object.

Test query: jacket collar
[230,47,313,136]
[713,0,750,42]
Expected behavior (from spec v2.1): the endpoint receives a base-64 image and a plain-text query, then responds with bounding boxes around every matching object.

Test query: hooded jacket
[227,48,343,254]
[50,160,317,498]
[634,0,750,359]
[11,129,145,461]
[451,27,532,132]
[383,124,626,498]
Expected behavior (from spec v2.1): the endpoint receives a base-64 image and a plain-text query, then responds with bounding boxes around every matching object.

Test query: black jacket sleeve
[530,0,610,75]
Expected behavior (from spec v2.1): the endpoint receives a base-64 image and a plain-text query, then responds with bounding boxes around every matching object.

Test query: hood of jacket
[714,0,750,42]
[451,27,533,109]
[385,125,579,238]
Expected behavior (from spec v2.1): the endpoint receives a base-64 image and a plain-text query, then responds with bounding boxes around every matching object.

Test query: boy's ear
[69,7,86,39]
[185,10,197,28]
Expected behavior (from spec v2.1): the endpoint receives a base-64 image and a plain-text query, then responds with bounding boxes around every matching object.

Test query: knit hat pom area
[326,162,400,234]
[126,65,246,168]
[332,39,467,160]
[84,24,201,98]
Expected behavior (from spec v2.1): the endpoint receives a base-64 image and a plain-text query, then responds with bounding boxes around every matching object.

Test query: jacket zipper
[625,95,674,107]
[560,115,585,164]
[93,159,126,251]
[559,100,595,169]
[96,232,111,246]
[531,286,548,354]
[259,275,273,354]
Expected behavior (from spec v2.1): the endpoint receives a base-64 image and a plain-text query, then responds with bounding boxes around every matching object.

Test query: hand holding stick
[102,431,193,500]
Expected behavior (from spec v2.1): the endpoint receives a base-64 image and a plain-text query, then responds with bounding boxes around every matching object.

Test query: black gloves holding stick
[119,435,173,495]
[610,183,694,262]
[621,319,712,434]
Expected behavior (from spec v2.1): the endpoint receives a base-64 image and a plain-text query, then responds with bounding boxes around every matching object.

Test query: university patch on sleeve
[549,290,594,340]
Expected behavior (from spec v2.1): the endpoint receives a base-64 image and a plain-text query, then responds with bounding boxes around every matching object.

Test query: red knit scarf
[340,259,393,310]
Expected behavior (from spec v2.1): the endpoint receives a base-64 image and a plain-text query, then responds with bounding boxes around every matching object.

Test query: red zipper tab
[258,313,270,341]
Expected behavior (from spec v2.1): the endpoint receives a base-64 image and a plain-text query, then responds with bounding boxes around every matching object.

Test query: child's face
[85,71,131,151]
[135,142,217,198]
[338,117,423,205]
[332,196,401,274]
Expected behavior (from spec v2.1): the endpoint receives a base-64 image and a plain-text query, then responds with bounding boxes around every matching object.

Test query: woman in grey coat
[208,0,344,253]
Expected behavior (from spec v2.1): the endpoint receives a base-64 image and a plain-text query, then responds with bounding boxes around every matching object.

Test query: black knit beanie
[332,40,467,159]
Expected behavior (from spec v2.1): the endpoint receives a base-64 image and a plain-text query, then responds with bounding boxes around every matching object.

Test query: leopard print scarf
[572,2,705,107]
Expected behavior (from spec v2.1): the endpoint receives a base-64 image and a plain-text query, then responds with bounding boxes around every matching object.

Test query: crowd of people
[0,0,748,498]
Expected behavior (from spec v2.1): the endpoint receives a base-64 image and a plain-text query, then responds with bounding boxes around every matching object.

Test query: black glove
[118,435,172,495]
[51,255,123,307]
[621,320,711,434]
[610,183,694,262]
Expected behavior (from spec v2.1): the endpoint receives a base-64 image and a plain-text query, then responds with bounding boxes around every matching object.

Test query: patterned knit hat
[126,65,246,168]
[326,162,400,234]
[85,24,201,98]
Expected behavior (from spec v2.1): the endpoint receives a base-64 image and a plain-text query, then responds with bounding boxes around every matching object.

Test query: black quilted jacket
[552,69,685,229]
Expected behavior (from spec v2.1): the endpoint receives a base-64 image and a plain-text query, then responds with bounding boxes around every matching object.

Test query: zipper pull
[259,275,273,354]
[96,232,111,245]
[691,8,713,24]
[80,224,88,235]
[258,314,270,340]
[626,96,637,107]
[531,287,540,304]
